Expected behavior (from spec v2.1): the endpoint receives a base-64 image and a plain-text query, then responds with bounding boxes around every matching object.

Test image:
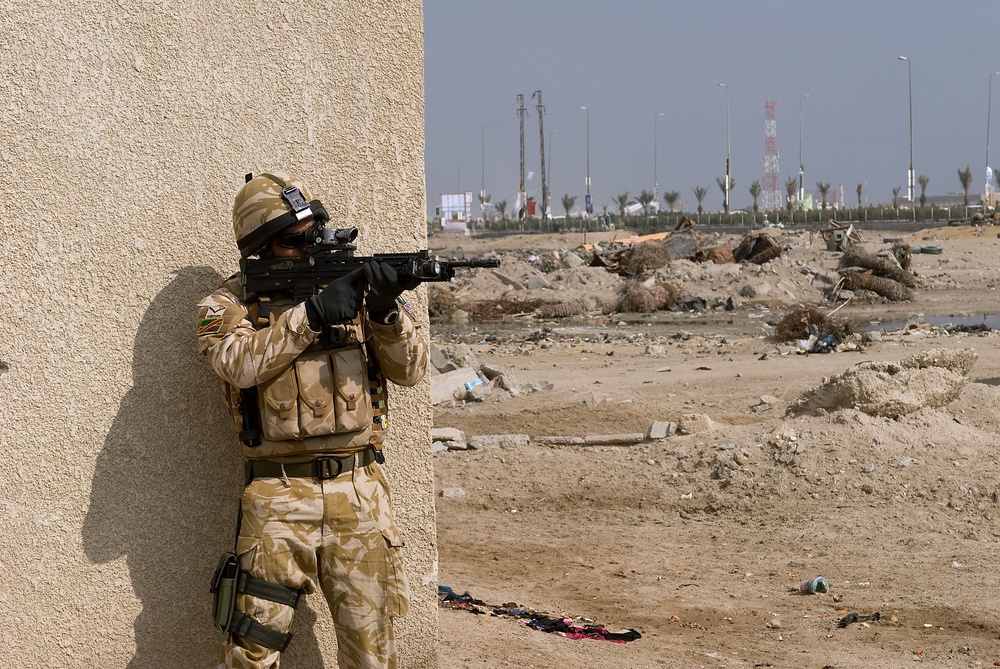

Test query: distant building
[435,192,473,232]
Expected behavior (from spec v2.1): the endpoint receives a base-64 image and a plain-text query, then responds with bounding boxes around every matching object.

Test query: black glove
[362,261,418,314]
[306,267,365,328]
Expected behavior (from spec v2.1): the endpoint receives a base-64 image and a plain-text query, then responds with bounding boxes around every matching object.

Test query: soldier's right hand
[306,267,365,328]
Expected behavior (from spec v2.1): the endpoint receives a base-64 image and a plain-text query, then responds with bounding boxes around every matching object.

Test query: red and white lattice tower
[762,100,781,211]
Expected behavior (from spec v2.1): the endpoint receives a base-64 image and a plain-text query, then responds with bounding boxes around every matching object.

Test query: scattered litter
[438,585,642,643]
[799,577,829,594]
[837,611,881,628]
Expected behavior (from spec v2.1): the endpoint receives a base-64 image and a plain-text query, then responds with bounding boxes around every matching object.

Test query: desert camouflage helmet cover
[232,171,327,258]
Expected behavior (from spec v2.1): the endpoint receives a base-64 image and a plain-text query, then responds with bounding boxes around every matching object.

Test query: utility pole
[534,90,548,224]
[986,72,999,207]
[480,124,486,220]
[719,83,731,215]
[517,94,526,222]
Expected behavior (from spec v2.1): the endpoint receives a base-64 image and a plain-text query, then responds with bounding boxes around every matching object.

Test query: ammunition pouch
[211,552,303,652]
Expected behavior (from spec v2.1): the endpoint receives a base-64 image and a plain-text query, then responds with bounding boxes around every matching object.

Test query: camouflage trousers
[219,458,410,669]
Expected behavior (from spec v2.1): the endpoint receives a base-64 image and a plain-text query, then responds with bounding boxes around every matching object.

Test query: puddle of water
[869,314,1000,332]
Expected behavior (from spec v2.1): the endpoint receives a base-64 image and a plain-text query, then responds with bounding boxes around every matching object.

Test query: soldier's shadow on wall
[82,266,325,668]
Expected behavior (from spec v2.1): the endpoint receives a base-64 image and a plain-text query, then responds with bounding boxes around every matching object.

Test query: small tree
[496,199,508,221]
[636,189,655,216]
[856,184,863,208]
[693,186,708,215]
[918,174,929,208]
[816,182,831,210]
[892,187,901,209]
[958,165,974,206]
[663,191,680,213]
[748,180,761,213]
[785,177,798,213]
[716,176,734,213]
[561,194,577,219]
[614,192,630,222]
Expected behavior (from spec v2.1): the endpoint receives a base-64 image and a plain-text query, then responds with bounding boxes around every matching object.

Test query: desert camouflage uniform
[197,274,428,669]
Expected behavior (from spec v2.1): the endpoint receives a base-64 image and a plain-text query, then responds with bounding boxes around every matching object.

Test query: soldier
[197,171,429,669]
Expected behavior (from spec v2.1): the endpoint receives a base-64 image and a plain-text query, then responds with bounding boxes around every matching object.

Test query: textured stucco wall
[0,2,436,667]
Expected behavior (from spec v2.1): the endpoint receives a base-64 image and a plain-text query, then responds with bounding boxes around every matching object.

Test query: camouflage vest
[227,284,387,460]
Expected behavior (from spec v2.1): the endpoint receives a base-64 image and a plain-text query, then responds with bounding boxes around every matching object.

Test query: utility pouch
[211,552,241,633]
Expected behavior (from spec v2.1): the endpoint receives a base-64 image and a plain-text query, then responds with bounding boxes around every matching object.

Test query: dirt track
[426,223,1000,668]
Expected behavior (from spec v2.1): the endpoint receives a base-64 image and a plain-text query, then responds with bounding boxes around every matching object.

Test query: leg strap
[237,572,303,609]
[230,611,293,653]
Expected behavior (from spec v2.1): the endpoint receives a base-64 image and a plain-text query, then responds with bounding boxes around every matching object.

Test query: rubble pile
[428,341,553,406]
[428,223,934,324]
[786,348,978,418]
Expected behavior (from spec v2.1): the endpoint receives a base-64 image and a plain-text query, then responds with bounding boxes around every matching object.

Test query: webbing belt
[247,448,377,480]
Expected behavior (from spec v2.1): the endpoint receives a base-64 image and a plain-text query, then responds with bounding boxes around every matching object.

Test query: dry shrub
[427,285,460,320]
[839,248,917,287]
[891,242,912,271]
[536,299,589,319]
[841,269,912,301]
[614,280,679,313]
[774,306,854,343]
[775,307,828,342]
[615,243,673,276]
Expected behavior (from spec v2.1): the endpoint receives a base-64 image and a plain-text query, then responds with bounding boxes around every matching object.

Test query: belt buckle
[315,457,343,480]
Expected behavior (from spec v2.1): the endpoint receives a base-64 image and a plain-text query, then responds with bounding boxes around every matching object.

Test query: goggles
[275,230,309,248]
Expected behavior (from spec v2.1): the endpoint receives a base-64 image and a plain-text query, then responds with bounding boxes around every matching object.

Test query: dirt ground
[424,222,1000,669]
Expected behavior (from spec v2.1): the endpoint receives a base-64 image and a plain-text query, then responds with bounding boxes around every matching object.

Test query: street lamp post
[899,56,914,205]
[798,94,809,202]
[580,106,591,214]
[654,112,664,204]
[719,83,731,214]
[987,72,1000,207]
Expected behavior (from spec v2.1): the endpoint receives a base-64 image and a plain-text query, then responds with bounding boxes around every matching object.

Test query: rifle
[240,226,500,303]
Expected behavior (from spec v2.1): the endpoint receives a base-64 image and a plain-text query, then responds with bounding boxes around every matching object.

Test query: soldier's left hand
[363,261,418,313]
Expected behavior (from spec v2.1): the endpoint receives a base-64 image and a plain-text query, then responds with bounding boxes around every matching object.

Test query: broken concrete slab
[429,343,459,373]
[465,383,492,402]
[583,433,645,445]
[468,434,531,449]
[648,421,678,439]
[533,436,586,446]
[430,367,478,405]
[431,427,467,443]
[480,363,523,394]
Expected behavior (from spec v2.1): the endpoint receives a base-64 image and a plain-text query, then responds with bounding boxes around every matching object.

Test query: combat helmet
[232,171,329,258]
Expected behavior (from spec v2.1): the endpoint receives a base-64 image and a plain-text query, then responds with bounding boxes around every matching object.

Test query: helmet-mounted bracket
[281,186,313,221]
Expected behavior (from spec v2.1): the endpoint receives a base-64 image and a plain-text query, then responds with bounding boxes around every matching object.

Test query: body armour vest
[226,289,387,460]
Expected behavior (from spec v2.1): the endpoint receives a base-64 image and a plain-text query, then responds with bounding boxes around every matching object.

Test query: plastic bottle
[464,377,484,391]
[800,577,829,594]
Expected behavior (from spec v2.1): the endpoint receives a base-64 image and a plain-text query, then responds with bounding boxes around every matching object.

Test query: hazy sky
[424,1,1000,218]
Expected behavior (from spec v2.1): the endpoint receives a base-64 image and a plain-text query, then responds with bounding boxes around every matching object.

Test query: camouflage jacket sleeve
[367,299,428,387]
[196,282,318,389]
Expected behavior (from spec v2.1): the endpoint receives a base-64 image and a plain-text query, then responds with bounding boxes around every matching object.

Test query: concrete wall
[0,1,437,667]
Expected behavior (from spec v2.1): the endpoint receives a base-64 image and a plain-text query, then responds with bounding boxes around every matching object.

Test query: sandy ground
[424,222,1000,669]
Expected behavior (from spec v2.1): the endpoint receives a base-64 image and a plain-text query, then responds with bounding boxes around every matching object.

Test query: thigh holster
[211,552,303,652]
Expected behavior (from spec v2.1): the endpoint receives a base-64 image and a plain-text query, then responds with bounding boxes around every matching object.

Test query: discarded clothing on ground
[438,585,641,643]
